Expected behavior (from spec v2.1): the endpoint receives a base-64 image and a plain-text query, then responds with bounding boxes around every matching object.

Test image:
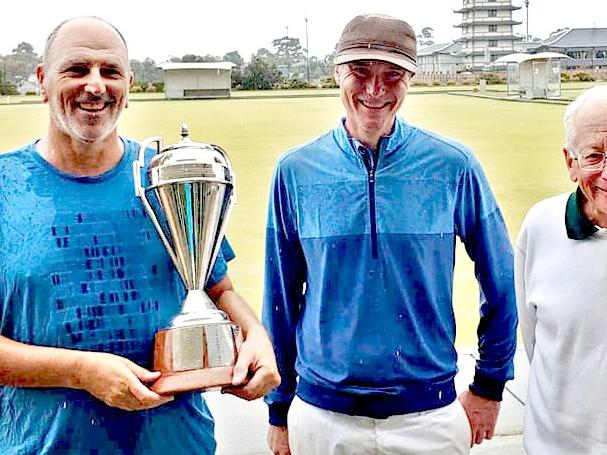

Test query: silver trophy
[133,124,239,395]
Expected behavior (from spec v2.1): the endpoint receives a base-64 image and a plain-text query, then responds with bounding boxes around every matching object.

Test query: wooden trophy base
[151,366,234,395]
[151,322,238,395]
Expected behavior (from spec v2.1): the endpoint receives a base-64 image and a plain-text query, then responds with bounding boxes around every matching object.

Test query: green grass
[0,92,578,348]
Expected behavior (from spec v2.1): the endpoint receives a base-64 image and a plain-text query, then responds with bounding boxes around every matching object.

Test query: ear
[334,67,341,86]
[36,64,48,103]
[563,147,577,182]
[125,71,134,108]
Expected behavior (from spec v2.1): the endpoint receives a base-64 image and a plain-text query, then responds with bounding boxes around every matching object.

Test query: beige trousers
[287,396,472,455]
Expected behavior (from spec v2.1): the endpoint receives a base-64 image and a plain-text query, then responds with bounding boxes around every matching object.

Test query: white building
[497,52,570,98]
[160,62,235,100]
[454,0,522,71]
[536,28,607,69]
[417,42,462,75]
[16,78,39,95]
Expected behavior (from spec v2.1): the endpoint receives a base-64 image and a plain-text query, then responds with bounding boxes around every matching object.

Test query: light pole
[305,18,310,86]
[525,0,530,41]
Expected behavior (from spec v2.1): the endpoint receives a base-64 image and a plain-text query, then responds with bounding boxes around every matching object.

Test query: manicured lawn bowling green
[0,90,579,348]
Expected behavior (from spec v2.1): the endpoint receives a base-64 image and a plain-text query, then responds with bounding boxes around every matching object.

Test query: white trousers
[287,396,472,455]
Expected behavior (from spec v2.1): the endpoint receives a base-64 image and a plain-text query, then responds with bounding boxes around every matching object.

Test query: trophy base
[152,366,234,395]
[152,320,239,395]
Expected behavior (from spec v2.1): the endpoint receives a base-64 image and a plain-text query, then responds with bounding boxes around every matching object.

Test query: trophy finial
[180,123,190,140]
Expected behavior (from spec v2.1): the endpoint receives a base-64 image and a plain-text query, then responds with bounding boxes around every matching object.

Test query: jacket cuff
[268,402,291,426]
[469,372,505,401]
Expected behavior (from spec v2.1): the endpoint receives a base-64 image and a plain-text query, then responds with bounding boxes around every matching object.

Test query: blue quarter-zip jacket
[262,117,517,426]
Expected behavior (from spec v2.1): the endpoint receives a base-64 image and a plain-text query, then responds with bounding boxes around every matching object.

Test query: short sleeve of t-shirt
[206,238,235,287]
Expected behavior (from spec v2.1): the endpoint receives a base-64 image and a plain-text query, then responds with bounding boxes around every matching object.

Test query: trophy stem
[182,289,218,314]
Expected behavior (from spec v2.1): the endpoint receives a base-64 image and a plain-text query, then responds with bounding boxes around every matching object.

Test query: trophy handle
[205,145,237,284]
[133,137,182,270]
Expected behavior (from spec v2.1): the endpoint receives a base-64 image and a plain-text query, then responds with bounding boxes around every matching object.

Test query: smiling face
[565,98,607,224]
[37,18,132,144]
[335,60,410,146]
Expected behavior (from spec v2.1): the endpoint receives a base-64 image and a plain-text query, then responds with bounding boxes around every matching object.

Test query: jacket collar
[565,188,597,240]
[333,116,410,157]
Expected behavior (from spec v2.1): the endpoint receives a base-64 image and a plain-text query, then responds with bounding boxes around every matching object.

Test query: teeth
[361,101,387,109]
[79,103,105,111]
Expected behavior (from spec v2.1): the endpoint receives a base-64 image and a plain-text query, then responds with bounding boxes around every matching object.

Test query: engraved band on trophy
[133,124,239,395]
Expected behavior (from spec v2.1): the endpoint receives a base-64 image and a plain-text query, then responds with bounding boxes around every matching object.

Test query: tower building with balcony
[455,0,522,71]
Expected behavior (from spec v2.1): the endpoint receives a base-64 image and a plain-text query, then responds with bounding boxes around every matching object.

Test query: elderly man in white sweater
[516,84,607,454]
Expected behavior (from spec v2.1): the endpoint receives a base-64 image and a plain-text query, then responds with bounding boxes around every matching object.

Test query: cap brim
[334,51,417,74]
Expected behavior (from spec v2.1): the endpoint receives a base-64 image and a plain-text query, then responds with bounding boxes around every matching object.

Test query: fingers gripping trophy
[133,124,239,395]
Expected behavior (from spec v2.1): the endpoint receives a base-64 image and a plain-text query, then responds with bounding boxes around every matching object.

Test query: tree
[129,58,162,84]
[12,42,35,55]
[181,54,203,63]
[271,36,305,78]
[142,58,161,82]
[180,54,220,63]
[0,67,17,95]
[252,48,276,64]
[1,41,40,85]
[223,51,244,67]
[130,59,144,82]
[200,54,221,62]
[235,57,283,90]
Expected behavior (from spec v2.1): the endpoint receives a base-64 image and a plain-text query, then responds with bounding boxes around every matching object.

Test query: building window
[489,25,497,32]
[488,10,497,17]
[567,51,587,59]
[489,40,498,47]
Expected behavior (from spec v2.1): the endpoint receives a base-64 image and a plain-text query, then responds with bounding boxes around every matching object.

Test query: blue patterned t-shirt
[0,138,235,454]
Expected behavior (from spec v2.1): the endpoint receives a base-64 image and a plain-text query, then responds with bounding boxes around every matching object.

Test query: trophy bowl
[133,124,239,395]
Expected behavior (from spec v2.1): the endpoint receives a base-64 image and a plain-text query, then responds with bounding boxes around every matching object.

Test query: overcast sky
[1,0,605,62]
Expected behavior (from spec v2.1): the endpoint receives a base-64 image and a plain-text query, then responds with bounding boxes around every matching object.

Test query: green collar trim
[565,188,597,240]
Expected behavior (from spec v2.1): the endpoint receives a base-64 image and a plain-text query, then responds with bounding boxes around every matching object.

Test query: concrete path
[204,349,529,454]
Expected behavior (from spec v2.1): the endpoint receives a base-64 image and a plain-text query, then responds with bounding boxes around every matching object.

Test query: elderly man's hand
[268,424,291,455]
[73,352,174,411]
[458,390,501,446]
[222,325,281,400]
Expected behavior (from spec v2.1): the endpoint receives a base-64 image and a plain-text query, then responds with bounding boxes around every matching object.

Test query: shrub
[279,78,310,89]
[478,72,505,85]
[561,72,571,82]
[572,71,595,82]
[321,75,338,88]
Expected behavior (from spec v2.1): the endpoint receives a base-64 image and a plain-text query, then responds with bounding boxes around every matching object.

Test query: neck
[344,118,394,153]
[582,199,607,228]
[37,128,124,177]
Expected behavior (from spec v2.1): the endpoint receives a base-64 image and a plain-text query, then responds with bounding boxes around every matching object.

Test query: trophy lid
[147,124,233,188]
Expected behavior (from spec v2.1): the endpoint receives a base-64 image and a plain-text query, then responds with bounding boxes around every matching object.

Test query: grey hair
[564,84,607,154]
[43,16,129,69]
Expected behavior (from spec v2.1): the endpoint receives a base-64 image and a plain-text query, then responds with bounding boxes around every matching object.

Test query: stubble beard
[49,97,122,145]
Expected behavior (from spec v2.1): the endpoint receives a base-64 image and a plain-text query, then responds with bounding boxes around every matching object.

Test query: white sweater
[515,193,607,454]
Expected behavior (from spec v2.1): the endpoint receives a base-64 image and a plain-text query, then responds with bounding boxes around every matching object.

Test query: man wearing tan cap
[262,13,517,454]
